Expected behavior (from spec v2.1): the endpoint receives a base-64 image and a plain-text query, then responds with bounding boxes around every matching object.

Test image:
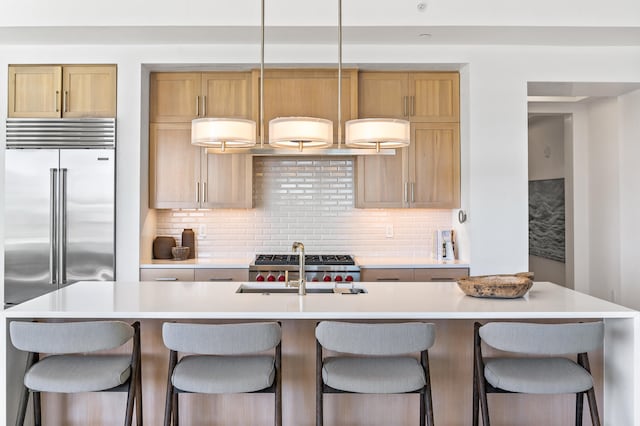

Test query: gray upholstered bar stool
[473,321,604,426]
[9,320,142,426]
[162,321,282,426]
[315,321,436,426]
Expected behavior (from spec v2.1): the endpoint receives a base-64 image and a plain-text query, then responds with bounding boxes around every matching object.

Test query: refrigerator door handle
[50,168,58,285]
[59,168,68,285]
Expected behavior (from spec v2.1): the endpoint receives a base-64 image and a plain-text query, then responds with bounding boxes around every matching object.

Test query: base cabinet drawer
[194,269,249,282]
[413,268,469,282]
[361,268,414,282]
[140,268,195,281]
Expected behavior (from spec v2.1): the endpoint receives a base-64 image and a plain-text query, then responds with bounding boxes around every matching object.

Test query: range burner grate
[253,254,355,266]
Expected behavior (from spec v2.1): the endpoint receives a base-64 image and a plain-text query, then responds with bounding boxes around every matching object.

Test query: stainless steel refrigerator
[4,118,116,306]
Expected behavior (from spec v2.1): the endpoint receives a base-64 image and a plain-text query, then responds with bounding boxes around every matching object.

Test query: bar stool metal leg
[316,338,323,426]
[33,391,41,426]
[164,350,177,426]
[422,350,434,426]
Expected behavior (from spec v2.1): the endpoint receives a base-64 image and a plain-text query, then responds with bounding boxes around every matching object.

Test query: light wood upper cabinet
[8,65,116,118]
[149,123,200,209]
[253,69,358,145]
[150,72,253,123]
[356,71,460,209]
[410,123,460,208]
[358,71,459,122]
[149,71,254,209]
[149,73,201,122]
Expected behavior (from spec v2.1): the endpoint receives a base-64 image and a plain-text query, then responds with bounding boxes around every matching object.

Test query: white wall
[528,115,567,286]
[618,90,640,308]
[2,0,639,27]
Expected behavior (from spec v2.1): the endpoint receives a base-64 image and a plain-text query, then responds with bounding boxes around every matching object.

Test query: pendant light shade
[269,117,334,151]
[345,118,410,152]
[191,118,256,151]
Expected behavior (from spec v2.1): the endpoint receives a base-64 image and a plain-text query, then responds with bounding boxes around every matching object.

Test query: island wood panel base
[30,319,602,426]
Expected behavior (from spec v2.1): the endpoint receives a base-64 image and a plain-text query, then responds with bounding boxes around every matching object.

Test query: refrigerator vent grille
[6,118,116,148]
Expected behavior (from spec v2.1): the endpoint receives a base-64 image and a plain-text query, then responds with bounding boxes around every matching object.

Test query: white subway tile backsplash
[155,157,452,259]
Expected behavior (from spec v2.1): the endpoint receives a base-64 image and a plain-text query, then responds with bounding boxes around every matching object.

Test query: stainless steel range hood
[206,147,397,156]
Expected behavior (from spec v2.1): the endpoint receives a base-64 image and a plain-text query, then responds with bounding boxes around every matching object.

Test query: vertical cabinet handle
[411,182,415,203]
[55,91,60,113]
[63,91,68,113]
[403,96,408,117]
[196,182,200,203]
[202,95,207,117]
[195,96,200,117]
[202,181,207,203]
[411,95,415,116]
[404,181,409,204]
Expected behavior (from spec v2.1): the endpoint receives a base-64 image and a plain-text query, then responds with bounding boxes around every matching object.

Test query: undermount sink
[236,283,367,295]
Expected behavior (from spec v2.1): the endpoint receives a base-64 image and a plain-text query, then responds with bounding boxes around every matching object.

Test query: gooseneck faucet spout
[292,242,306,295]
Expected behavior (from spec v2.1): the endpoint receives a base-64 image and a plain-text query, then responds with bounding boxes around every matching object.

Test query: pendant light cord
[337,0,343,148]
[260,0,265,147]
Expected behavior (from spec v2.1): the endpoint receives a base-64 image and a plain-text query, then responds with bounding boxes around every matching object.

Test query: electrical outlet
[198,224,207,239]
[385,224,394,238]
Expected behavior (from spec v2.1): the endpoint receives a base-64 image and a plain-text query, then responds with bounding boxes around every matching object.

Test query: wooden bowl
[457,273,533,298]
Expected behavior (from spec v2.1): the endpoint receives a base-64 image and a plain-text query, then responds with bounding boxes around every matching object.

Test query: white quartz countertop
[4,281,636,320]
[355,257,469,268]
[140,258,252,269]
[140,257,469,269]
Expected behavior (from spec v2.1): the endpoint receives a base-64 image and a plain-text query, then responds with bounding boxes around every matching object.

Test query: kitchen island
[3,280,638,425]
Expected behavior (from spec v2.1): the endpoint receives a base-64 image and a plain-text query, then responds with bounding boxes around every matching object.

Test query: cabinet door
[194,268,249,282]
[149,123,200,208]
[8,65,62,118]
[358,72,408,118]
[413,268,469,282]
[410,123,460,208]
[201,72,253,119]
[140,268,195,281]
[62,65,116,117]
[150,73,201,122]
[409,72,459,122]
[201,152,253,208]
[355,149,407,208]
[256,69,358,145]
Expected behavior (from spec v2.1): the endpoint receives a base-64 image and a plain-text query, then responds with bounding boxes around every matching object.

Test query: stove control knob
[256,274,265,282]
[267,274,276,282]
[345,275,354,282]
[323,275,332,282]
[311,277,319,282]
[277,274,286,282]
[334,275,343,282]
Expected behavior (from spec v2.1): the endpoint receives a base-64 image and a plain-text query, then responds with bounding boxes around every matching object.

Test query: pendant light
[266,2,333,151]
[191,117,256,151]
[342,0,410,151]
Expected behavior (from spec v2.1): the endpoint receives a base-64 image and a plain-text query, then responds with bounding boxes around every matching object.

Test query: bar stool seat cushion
[172,355,276,394]
[484,357,594,394]
[25,355,132,393]
[322,356,426,394]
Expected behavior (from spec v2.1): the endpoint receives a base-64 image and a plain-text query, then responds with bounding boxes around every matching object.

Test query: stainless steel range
[249,254,360,282]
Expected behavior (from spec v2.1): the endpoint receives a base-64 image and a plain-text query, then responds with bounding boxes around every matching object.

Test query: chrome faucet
[291,241,306,295]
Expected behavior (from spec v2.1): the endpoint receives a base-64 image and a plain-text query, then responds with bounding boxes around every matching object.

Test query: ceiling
[1,25,640,46]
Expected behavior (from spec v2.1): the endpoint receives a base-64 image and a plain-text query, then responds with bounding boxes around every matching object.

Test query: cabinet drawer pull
[63,91,68,113]
[411,182,415,203]
[55,90,60,112]
[404,182,409,204]
[208,278,234,281]
[155,277,178,281]
[403,96,408,117]
[196,182,200,203]
[431,277,455,281]
[195,96,200,116]
[376,277,400,281]
[203,181,207,203]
